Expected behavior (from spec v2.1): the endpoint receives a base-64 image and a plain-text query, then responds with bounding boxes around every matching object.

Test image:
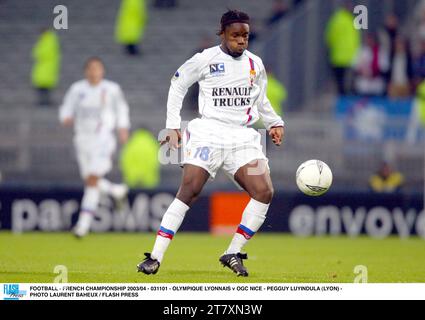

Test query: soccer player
[59,57,130,238]
[137,10,284,276]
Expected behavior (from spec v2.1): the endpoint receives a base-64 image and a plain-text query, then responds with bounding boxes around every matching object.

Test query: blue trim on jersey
[159,226,175,236]
[239,224,255,236]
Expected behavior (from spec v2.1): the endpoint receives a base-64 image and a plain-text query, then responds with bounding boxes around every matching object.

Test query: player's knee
[251,185,274,204]
[177,179,204,204]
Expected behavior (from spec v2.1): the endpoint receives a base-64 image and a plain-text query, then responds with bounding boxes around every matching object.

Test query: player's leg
[137,164,210,274]
[98,178,128,200]
[232,159,273,248]
[220,159,273,276]
[232,159,273,249]
[73,138,114,237]
[152,163,210,260]
[74,175,101,238]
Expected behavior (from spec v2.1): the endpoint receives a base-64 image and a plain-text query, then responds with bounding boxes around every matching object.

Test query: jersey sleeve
[114,85,130,129]
[166,53,203,129]
[59,84,78,123]
[257,67,285,130]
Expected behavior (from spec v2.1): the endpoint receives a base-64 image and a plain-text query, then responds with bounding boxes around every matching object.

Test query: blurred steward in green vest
[115,0,147,55]
[31,28,61,106]
[120,128,160,189]
[406,80,425,144]
[267,70,287,116]
[325,1,360,95]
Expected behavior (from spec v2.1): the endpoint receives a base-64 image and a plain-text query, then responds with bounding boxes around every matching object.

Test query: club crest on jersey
[249,69,256,86]
[209,63,225,76]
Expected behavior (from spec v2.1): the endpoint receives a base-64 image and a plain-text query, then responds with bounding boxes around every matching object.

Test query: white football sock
[225,198,270,254]
[98,178,128,199]
[75,186,100,235]
[151,198,190,263]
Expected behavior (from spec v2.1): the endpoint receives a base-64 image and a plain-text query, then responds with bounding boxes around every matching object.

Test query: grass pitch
[1,232,424,283]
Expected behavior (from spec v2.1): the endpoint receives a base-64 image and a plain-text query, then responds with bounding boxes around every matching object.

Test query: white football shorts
[74,134,116,179]
[182,118,268,179]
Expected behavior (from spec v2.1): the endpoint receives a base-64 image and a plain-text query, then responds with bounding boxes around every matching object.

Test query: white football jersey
[166,45,284,130]
[59,79,130,138]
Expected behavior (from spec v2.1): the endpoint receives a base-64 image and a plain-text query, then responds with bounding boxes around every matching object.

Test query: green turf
[1,232,424,283]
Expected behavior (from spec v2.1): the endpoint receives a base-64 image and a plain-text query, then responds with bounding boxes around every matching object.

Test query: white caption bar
[1,283,425,300]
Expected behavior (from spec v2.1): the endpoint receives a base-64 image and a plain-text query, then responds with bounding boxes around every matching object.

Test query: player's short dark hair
[217,9,250,35]
[84,56,104,69]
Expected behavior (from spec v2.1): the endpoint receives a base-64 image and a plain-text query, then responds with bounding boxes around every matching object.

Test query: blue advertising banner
[335,96,414,141]
[0,188,424,238]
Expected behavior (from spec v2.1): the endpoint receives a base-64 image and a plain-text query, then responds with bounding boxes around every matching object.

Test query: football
[296,160,333,196]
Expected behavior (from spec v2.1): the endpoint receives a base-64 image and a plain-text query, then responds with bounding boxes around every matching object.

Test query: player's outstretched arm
[118,128,129,144]
[115,85,131,141]
[166,53,202,138]
[257,68,285,145]
[59,84,78,127]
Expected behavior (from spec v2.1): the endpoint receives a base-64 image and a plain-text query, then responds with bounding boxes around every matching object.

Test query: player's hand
[160,129,181,150]
[118,128,129,144]
[62,118,74,127]
[269,126,284,146]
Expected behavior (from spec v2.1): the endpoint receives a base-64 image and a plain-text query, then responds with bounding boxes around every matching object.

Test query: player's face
[85,60,105,85]
[222,23,250,57]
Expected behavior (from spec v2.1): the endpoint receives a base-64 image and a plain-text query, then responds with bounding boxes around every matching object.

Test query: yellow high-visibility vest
[115,0,147,44]
[416,81,425,126]
[120,129,160,189]
[325,9,360,67]
[31,30,61,88]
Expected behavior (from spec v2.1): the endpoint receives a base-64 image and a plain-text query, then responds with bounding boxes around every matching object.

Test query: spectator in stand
[369,162,404,193]
[413,40,425,87]
[31,28,61,106]
[115,0,147,56]
[379,13,399,58]
[378,13,399,91]
[266,0,289,27]
[412,1,425,55]
[354,33,387,96]
[325,1,360,95]
[387,36,414,98]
